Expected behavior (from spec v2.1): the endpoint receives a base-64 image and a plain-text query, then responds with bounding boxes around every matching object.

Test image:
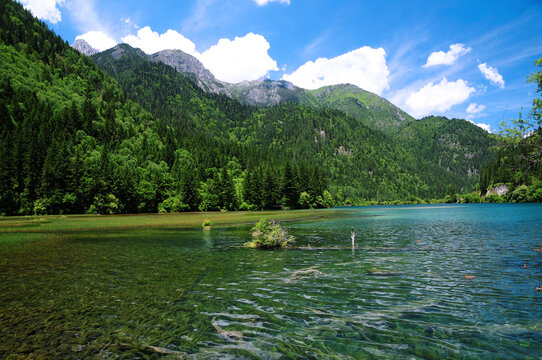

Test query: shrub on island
[244,219,295,249]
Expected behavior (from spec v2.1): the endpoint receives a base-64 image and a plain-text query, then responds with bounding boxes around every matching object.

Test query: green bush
[298,192,311,209]
[508,185,529,203]
[33,198,48,215]
[201,219,212,228]
[322,190,335,208]
[484,194,505,203]
[244,219,295,249]
[158,196,189,213]
[461,192,481,203]
[532,187,542,202]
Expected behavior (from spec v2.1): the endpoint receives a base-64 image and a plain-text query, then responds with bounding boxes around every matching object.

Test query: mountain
[397,116,495,191]
[0,0,496,216]
[120,44,491,188]
[0,0,298,215]
[91,43,494,201]
[227,79,305,107]
[71,38,99,56]
[301,84,415,131]
[89,44,414,133]
[149,49,231,95]
[133,48,414,131]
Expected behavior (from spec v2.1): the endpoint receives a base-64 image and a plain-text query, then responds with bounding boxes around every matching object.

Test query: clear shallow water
[1,204,542,359]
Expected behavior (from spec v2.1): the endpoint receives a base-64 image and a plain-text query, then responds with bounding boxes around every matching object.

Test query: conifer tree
[281,162,299,208]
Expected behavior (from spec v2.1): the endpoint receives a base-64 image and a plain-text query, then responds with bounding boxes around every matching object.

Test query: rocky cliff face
[149,50,231,96]
[71,39,99,56]
[485,184,509,196]
[150,50,214,81]
[227,79,304,107]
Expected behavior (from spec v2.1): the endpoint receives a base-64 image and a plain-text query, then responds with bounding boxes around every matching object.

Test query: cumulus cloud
[282,47,389,94]
[466,103,486,115]
[467,119,491,132]
[252,0,290,5]
[423,43,471,67]
[75,31,117,52]
[20,0,65,24]
[478,63,505,88]
[403,78,475,118]
[465,103,490,131]
[121,26,197,55]
[120,27,279,83]
[199,33,278,83]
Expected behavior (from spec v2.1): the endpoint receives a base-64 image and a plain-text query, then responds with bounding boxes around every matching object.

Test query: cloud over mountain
[122,27,197,56]
[76,31,117,52]
[199,33,279,83]
[403,78,475,118]
[282,47,389,95]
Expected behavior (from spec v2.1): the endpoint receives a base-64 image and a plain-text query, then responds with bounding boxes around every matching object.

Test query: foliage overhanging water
[1,204,542,359]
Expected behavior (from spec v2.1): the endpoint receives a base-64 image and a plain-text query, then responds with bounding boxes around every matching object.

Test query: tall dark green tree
[217,167,237,211]
[281,162,299,208]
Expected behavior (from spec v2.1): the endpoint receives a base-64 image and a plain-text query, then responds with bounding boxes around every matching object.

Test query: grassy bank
[0,209,345,245]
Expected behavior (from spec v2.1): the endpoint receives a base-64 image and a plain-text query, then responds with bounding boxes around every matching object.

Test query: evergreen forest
[0,0,517,216]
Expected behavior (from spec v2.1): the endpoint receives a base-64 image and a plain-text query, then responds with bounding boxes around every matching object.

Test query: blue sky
[20,0,542,132]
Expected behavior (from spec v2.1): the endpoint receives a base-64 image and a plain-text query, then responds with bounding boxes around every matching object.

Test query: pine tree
[218,167,236,210]
[281,162,299,208]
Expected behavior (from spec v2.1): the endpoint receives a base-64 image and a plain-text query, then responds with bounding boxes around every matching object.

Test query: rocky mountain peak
[149,49,232,96]
[71,38,98,56]
[150,50,215,82]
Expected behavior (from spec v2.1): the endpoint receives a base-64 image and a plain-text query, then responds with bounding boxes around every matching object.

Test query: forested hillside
[92,44,492,203]
[0,0,497,215]
[478,58,542,202]
[137,46,495,189]
[397,116,495,192]
[0,0,342,215]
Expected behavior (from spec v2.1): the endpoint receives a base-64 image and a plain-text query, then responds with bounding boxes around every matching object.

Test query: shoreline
[0,209,347,245]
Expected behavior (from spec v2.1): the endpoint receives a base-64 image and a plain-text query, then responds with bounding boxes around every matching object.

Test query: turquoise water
[1,204,542,358]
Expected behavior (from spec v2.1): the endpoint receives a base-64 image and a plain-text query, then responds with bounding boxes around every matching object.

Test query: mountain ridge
[90,42,495,199]
[0,0,495,217]
[81,43,416,132]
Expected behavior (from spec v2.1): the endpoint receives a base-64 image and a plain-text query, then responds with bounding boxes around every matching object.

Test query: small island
[244,219,296,249]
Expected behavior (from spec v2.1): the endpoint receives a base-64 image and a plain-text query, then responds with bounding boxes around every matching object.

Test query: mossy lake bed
[1,204,542,358]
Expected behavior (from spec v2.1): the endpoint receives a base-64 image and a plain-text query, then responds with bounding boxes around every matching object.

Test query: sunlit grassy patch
[0,209,343,245]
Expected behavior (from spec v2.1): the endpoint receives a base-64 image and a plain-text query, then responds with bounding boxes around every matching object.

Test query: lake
[1,204,541,358]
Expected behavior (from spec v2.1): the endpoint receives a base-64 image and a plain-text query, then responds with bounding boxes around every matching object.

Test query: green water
[1,204,542,359]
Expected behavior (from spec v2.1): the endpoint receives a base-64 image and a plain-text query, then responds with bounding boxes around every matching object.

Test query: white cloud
[478,63,505,89]
[199,33,278,83]
[282,47,389,94]
[122,17,139,29]
[466,103,486,115]
[467,120,491,132]
[423,43,471,67]
[252,0,290,5]
[465,103,486,122]
[403,78,475,118]
[119,26,279,83]
[76,31,117,51]
[20,0,65,24]
[121,26,197,55]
